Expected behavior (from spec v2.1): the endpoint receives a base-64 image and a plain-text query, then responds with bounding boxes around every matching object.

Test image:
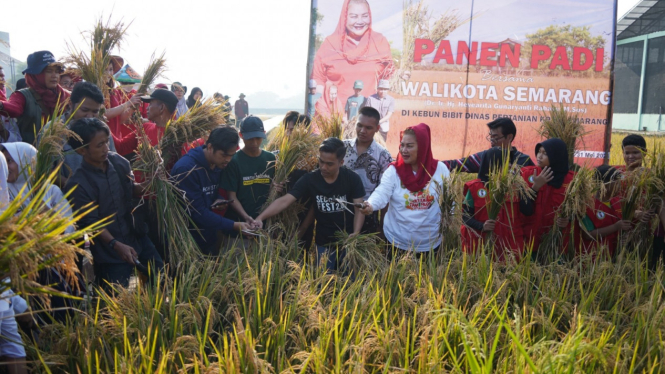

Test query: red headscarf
[392,123,439,193]
[315,81,344,118]
[25,73,70,113]
[332,0,379,64]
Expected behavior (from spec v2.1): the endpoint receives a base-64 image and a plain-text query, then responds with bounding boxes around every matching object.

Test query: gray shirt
[362,94,395,119]
[343,138,394,200]
[65,152,139,264]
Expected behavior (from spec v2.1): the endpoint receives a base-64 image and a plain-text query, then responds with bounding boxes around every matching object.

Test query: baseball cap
[239,116,266,139]
[23,51,63,75]
[140,89,179,113]
[154,83,168,90]
[308,79,317,89]
[353,80,364,89]
[378,80,390,90]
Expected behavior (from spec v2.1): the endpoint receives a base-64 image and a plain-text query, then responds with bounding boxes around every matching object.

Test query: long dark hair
[187,87,203,108]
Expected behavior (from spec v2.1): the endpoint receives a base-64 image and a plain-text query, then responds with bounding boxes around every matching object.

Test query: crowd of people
[0,46,663,373]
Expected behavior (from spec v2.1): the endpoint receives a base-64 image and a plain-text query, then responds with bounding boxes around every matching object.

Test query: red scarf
[392,123,439,193]
[332,0,379,64]
[25,73,70,113]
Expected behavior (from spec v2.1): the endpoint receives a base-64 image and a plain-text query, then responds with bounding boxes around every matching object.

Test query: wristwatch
[109,239,118,250]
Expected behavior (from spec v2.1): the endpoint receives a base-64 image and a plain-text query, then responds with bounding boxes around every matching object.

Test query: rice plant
[33,100,80,186]
[314,112,343,140]
[539,104,590,167]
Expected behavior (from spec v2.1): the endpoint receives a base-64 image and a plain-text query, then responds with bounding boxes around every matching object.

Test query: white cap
[378,79,390,89]
[308,79,317,89]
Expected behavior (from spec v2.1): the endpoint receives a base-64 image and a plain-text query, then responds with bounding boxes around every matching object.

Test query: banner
[306,0,616,164]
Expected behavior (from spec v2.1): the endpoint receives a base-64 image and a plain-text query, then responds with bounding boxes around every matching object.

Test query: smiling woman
[311,0,393,103]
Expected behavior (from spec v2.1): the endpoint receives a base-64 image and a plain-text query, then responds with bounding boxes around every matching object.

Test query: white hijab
[0,152,8,212]
[3,142,74,233]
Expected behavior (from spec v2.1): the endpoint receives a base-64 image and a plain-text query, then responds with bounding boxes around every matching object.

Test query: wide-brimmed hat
[110,55,124,74]
[239,93,246,98]
[22,51,64,75]
[171,82,187,94]
[114,64,142,84]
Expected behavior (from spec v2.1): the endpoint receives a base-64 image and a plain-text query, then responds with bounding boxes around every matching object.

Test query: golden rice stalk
[643,146,665,210]
[314,113,343,140]
[539,104,590,167]
[266,123,319,204]
[66,15,129,105]
[433,170,464,237]
[159,98,226,166]
[132,123,202,264]
[620,168,650,223]
[0,171,108,301]
[335,232,387,275]
[486,151,535,220]
[137,52,166,96]
[34,100,80,186]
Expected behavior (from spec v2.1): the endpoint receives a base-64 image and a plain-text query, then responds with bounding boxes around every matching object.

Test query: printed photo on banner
[306,0,615,165]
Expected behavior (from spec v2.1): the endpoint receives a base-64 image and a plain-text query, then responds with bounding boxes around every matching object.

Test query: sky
[2,0,641,108]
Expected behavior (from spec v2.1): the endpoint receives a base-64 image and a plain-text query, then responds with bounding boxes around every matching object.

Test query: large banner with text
[306,0,616,163]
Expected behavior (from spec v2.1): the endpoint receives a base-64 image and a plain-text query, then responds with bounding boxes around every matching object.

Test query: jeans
[316,245,346,272]
[94,235,164,288]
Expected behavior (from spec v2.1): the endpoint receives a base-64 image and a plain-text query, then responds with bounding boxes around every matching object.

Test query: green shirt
[345,95,365,120]
[220,149,276,221]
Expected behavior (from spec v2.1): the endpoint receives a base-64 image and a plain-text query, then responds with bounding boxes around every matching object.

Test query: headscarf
[0,152,9,212]
[24,72,70,114]
[332,0,379,64]
[3,142,74,232]
[535,138,569,189]
[187,87,203,108]
[392,123,439,193]
[477,147,516,183]
[176,98,188,118]
[315,82,343,118]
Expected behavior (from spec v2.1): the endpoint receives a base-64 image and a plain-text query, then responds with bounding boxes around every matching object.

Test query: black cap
[239,116,266,139]
[140,89,178,113]
[23,50,63,75]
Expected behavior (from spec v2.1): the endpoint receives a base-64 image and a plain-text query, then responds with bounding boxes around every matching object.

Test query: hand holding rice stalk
[539,167,596,260]
[158,98,226,166]
[33,99,80,186]
[539,104,590,168]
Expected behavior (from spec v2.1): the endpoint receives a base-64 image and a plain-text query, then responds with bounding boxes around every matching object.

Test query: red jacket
[461,179,526,261]
[521,166,575,253]
[577,199,621,258]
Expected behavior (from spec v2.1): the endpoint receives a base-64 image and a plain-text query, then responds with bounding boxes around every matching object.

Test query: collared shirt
[362,94,395,119]
[65,152,138,264]
[343,138,394,200]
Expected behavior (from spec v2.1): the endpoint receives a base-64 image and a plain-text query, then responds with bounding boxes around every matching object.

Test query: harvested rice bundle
[33,101,79,186]
[315,113,344,140]
[433,170,464,238]
[539,104,590,167]
[335,232,387,275]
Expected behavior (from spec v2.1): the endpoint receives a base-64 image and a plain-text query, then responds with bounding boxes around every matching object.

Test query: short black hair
[319,137,346,160]
[16,78,27,91]
[283,111,300,128]
[207,126,239,153]
[359,106,380,126]
[595,165,621,184]
[68,117,110,149]
[622,134,646,151]
[487,117,517,139]
[70,81,104,106]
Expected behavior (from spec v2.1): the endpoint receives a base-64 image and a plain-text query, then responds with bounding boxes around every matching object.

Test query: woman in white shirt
[360,123,450,255]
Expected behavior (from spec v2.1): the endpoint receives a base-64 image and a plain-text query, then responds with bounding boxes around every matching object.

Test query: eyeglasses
[486,133,505,142]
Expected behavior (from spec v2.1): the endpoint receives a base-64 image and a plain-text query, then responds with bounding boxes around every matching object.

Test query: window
[642,36,665,115]
[614,41,644,114]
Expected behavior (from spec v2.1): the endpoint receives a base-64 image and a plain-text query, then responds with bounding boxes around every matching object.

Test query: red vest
[577,199,621,258]
[461,179,526,261]
[521,166,575,252]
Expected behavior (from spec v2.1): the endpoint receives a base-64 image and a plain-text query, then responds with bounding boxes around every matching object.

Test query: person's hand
[236,222,252,234]
[349,232,359,239]
[615,220,633,232]
[556,217,570,228]
[250,219,263,230]
[272,182,285,194]
[211,199,229,211]
[114,242,138,264]
[636,209,656,223]
[245,216,256,226]
[128,94,142,108]
[532,167,554,191]
[14,310,34,329]
[482,219,496,232]
[360,201,373,216]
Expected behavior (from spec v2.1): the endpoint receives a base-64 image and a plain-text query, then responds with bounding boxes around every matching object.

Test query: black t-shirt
[289,167,365,246]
